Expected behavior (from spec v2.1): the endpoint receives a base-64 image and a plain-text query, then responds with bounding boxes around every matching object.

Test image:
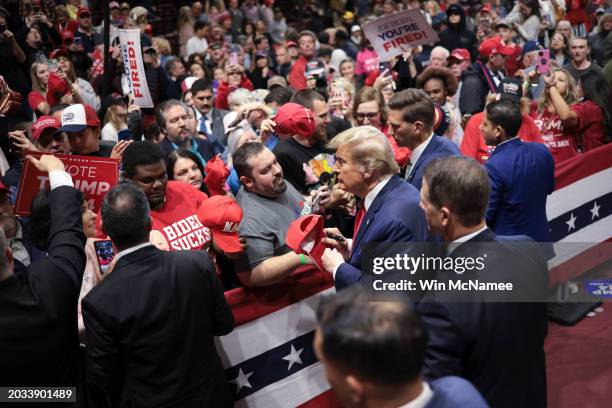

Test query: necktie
[404,160,413,181]
[353,200,366,236]
[199,115,209,137]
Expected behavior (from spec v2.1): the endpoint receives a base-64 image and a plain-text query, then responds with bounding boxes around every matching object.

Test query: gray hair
[327,126,399,177]
[155,99,188,131]
[430,46,450,60]
[228,88,256,111]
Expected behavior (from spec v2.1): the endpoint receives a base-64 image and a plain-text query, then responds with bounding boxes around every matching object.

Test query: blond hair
[327,126,399,177]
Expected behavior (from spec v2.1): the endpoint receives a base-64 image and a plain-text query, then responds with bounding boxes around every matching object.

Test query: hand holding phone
[536,50,550,75]
[94,240,116,275]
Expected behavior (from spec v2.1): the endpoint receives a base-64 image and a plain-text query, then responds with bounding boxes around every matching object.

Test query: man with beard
[231,142,312,287]
[156,99,219,164]
[273,90,333,196]
[121,141,213,252]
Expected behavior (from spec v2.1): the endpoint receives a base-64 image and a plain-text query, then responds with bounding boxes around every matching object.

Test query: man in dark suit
[388,89,460,191]
[0,155,86,391]
[155,99,220,164]
[314,285,488,408]
[82,183,234,407]
[320,126,429,290]
[482,99,555,243]
[417,156,548,408]
[191,78,229,150]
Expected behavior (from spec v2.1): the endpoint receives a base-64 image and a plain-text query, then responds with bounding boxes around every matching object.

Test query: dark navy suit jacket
[485,137,554,243]
[419,229,548,408]
[334,175,429,290]
[407,135,460,191]
[426,376,489,408]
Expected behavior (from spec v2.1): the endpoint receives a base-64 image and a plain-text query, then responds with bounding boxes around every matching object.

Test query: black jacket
[418,229,549,408]
[82,246,235,408]
[0,186,86,391]
[437,4,478,56]
[459,62,499,115]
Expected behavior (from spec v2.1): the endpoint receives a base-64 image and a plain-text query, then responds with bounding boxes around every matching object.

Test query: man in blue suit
[320,126,429,291]
[481,99,555,243]
[314,285,489,408]
[387,89,460,191]
[417,157,548,408]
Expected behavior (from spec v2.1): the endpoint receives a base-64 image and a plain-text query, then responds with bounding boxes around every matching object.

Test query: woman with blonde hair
[28,61,51,116]
[177,6,195,59]
[530,67,579,163]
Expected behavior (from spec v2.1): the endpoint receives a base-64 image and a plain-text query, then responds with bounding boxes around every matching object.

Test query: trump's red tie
[353,200,366,236]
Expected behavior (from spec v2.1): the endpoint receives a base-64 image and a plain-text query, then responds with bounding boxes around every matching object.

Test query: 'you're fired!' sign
[362,9,439,61]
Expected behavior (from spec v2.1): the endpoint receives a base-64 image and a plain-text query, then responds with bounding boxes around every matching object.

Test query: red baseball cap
[481,4,492,13]
[49,48,69,60]
[285,215,327,271]
[46,72,71,107]
[273,103,315,138]
[197,196,243,254]
[448,48,471,63]
[58,104,101,133]
[286,40,298,48]
[479,36,513,58]
[204,155,230,196]
[77,6,91,17]
[32,116,61,142]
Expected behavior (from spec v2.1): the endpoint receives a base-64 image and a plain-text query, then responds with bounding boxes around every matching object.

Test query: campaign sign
[362,9,439,61]
[15,152,120,216]
[118,29,154,108]
[585,280,612,298]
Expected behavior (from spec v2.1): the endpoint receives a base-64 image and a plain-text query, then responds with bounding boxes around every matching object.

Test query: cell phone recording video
[536,50,550,75]
[94,240,116,275]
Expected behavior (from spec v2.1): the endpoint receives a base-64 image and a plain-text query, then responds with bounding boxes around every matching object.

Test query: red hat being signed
[46,72,71,107]
[197,195,243,254]
[286,215,328,271]
[273,103,315,139]
[204,155,230,196]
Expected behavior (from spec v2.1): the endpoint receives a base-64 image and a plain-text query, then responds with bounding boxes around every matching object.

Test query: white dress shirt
[113,242,154,264]
[332,175,393,278]
[407,133,434,178]
[397,382,433,408]
[447,225,489,255]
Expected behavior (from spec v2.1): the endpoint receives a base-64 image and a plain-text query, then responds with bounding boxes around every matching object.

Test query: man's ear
[495,125,505,141]
[440,206,451,228]
[346,375,365,406]
[239,175,254,190]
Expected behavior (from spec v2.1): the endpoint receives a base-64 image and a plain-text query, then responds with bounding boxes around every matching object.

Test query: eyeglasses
[355,112,379,119]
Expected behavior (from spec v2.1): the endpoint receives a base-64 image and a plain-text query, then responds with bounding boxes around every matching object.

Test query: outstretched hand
[26,154,65,173]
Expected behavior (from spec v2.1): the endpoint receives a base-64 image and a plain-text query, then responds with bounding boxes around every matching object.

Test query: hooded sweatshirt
[437,5,477,57]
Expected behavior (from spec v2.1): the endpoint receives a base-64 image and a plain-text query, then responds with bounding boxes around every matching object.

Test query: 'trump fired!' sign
[362,10,439,61]
[118,29,154,108]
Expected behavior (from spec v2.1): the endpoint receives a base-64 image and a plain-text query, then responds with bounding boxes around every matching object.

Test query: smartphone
[229,52,239,66]
[74,37,82,47]
[536,50,550,75]
[94,240,116,275]
[47,58,59,73]
[379,61,391,72]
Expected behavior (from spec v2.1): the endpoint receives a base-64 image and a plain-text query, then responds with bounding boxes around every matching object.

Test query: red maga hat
[32,116,61,141]
[273,103,316,138]
[285,215,328,271]
[197,195,243,254]
[204,155,230,196]
[479,36,513,58]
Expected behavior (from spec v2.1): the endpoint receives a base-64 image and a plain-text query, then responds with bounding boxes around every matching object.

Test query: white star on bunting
[231,368,253,393]
[566,213,577,232]
[282,344,304,370]
[590,202,601,220]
